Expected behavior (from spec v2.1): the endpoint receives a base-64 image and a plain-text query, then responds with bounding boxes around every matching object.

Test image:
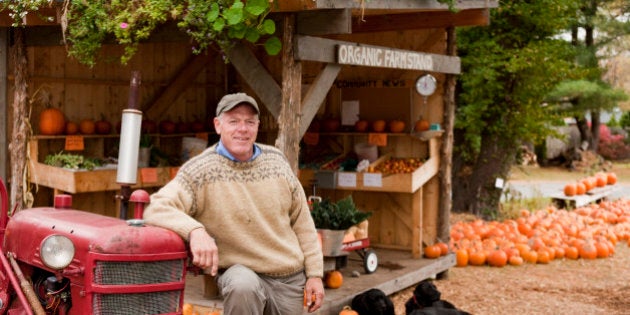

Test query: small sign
[363,173,382,187]
[140,168,158,183]
[495,177,504,189]
[337,44,434,71]
[169,167,180,180]
[337,172,357,187]
[368,133,387,146]
[341,100,360,126]
[64,136,84,151]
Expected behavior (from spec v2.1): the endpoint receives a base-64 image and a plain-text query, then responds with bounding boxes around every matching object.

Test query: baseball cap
[216,93,260,116]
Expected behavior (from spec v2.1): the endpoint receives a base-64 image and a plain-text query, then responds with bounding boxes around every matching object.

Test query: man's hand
[304,277,325,313]
[189,228,219,276]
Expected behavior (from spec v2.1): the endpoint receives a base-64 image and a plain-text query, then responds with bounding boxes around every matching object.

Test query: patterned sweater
[143,143,324,278]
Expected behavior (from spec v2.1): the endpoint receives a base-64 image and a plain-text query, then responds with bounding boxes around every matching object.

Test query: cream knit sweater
[143,143,324,278]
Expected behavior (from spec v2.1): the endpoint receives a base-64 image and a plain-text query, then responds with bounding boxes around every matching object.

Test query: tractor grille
[92,259,185,314]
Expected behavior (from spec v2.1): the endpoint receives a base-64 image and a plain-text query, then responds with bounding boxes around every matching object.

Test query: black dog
[351,288,395,315]
[405,280,470,315]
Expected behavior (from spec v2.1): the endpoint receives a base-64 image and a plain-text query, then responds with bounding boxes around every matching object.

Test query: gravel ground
[390,243,630,315]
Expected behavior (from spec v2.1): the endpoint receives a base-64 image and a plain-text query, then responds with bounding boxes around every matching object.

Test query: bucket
[354,143,378,163]
[318,229,347,256]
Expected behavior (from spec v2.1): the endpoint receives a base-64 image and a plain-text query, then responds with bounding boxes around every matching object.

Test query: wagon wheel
[363,249,378,274]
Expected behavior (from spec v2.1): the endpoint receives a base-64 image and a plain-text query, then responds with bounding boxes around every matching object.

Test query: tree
[452,0,581,218]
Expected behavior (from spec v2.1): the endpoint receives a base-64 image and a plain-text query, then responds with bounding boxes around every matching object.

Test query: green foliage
[44,152,103,170]
[310,195,371,231]
[2,0,280,66]
[621,111,630,129]
[455,0,583,162]
[545,80,629,115]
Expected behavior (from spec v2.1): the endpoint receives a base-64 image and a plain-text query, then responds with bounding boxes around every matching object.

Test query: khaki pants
[216,264,306,315]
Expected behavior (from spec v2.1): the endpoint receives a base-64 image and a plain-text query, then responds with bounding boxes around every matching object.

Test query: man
[143,93,325,314]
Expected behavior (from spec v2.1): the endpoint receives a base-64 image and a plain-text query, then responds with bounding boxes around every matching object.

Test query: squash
[414,116,430,132]
[388,119,406,133]
[39,107,66,135]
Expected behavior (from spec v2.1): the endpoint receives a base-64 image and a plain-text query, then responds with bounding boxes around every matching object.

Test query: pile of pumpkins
[311,116,431,133]
[563,172,617,196]
[427,198,630,267]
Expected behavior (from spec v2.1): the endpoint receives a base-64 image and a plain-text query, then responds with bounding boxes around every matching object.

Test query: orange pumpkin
[508,255,524,266]
[414,117,430,132]
[606,172,617,185]
[423,244,442,259]
[575,182,586,195]
[468,251,487,266]
[339,306,358,315]
[182,303,194,315]
[487,249,508,267]
[324,270,343,289]
[371,120,386,132]
[354,120,369,132]
[39,107,66,135]
[436,242,449,256]
[578,242,597,259]
[65,121,79,135]
[79,119,96,135]
[455,249,469,267]
[563,183,577,196]
[388,119,406,133]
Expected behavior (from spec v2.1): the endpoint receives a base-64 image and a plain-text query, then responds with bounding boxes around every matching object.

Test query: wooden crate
[28,139,175,193]
[332,137,439,193]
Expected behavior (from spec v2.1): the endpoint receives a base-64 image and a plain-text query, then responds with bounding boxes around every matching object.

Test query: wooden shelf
[28,138,176,193]
[300,137,439,193]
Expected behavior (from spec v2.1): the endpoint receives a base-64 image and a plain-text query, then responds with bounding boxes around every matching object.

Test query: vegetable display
[44,152,103,170]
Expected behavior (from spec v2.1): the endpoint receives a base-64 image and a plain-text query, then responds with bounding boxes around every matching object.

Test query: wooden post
[438,26,456,274]
[9,27,29,212]
[275,14,302,174]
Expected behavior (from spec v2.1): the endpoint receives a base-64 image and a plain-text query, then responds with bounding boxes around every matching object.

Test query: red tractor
[0,179,189,315]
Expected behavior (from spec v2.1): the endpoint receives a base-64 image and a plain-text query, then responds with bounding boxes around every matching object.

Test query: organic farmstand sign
[336,43,460,74]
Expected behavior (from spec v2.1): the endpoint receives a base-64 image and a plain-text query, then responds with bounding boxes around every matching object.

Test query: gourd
[39,107,66,135]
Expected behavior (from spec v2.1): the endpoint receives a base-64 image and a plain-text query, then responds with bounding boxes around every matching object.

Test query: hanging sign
[64,136,84,151]
[337,44,434,71]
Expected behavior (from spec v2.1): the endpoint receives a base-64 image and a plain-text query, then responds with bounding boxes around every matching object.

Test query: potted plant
[311,195,371,256]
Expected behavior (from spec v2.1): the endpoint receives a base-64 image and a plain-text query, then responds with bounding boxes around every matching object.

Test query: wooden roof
[0,1,498,29]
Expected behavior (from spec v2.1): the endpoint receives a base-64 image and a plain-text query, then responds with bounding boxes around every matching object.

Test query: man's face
[214,104,260,161]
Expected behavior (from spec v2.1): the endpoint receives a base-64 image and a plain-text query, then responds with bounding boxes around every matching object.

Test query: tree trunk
[8,28,29,212]
[590,110,601,152]
[575,115,592,150]
[274,14,302,174]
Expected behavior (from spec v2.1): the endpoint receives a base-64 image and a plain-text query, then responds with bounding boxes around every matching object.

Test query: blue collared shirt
[216,140,261,162]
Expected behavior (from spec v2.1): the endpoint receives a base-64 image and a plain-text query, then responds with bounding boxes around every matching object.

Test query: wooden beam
[144,53,209,119]
[296,9,352,35]
[225,42,282,118]
[0,28,7,182]
[275,14,302,173]
[299,64,341,138]
[271,0,498,12]
[295,35,461,74]
[352,8,490,33]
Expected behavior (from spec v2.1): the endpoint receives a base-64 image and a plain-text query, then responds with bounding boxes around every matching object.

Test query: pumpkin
[388,119,406,133]
[339,306,358,315]
[455,249,469,267]
[423,244,442,259]
[536,249,551,264]
[95,115,112,135]
[371,120,386,132]
[606,172,617,185]
[65,121,79,135]
[324,270,343,289]
[487,249,508,267]
[354,119,369,132]
[414,116,430,132]
[182,303,194,315]
[508,255,524,266]
[563,183,577,196]
[322,118,341,132]
[468,251,487,266]
[159,119,177,134]
[594,173,607,187]
[575,182,586,195]
[436,242,449,256]
[39,107,66,135]
[578,242,597,259]
[79,119,96,135]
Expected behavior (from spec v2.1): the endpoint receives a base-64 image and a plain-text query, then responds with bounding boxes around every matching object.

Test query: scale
[415,74,437,105]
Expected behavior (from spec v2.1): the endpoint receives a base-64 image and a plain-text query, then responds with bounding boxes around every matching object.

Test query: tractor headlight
[40,235,75,269]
